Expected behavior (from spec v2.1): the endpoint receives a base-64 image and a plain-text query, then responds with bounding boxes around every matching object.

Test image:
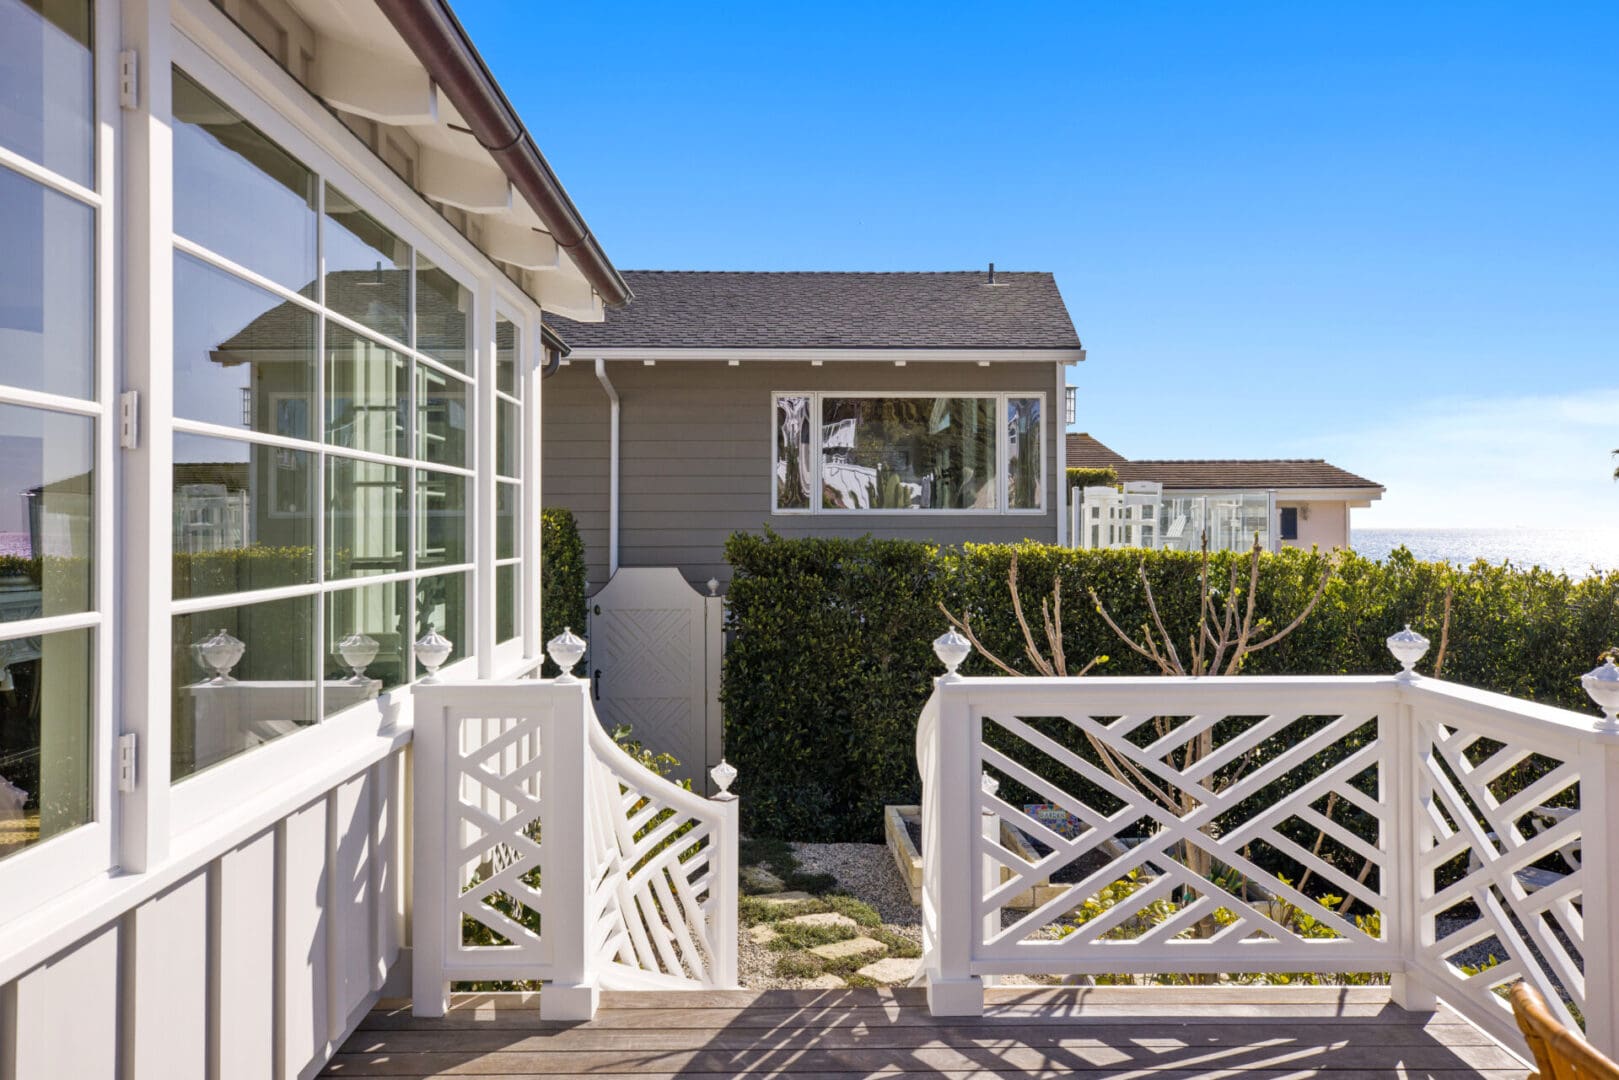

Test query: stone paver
[753,891,816,906]
[809,936,886,962]
[747,924,779,945]
[785,912,858,931]
[742,866,785,893]
[798,974,847,989]
[855,956,920,983]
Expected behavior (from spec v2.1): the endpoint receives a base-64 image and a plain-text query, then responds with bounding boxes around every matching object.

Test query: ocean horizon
[1351,527,1614,579]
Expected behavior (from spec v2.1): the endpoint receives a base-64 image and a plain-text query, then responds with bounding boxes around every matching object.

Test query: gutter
[374,0,632,309]
[540,322,569,379]
[594,359,620,577]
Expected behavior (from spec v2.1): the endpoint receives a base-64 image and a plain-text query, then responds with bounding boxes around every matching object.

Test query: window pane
[0,0,93,186]
[174,253,315,438]
[416,572,467,675]
[0,627,92,861]
[325,581,408,712]
[172,595,316,781]
[416,470,465,568]
[496,398,519,478]
[326,457,405,580]
[416,363,467,467]
[495,481,517,560]
[495,564,516,644]
[173,434,315,600]
[0,403,91,619]
[323,184,408,344]
[495,316,520,397]
[1007,397,1043,510]
[819,397,996,510]
[415,255,469,372]
[0,167,94,399]
[774,395,809,510]
[325,323,406,457]
[172,68,317,294]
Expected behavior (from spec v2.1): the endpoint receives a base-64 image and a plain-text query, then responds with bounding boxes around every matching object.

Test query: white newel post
[410,685,450,1017]
[709,759,741,987]
[928,630,983,1015]
[1580,658,1619,1058]
[1388,626,1438,1012]
[541,680,599,1020]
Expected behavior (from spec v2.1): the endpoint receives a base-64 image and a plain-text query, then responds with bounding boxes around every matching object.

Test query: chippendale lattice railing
[917,641,1619,1061]
[411,653,738,1020]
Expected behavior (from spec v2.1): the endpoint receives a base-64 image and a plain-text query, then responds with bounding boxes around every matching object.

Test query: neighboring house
[1067,433,1384,552]
[544,269,1086,589]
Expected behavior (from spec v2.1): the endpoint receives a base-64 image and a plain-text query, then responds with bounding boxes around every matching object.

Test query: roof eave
[567,346,1086,363]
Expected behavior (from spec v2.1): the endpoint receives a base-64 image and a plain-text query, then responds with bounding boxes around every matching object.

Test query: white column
[1388,690,1437,1011]
[473,279,496,676]
[523,316,543,658]
[1578,735,1619,1057]
[928,683,983,1016]
[119,0,175,871]
[1055,362,1068,547]
[539,682,598,1019]
[709,792,740,988]
[409,687,449,1017]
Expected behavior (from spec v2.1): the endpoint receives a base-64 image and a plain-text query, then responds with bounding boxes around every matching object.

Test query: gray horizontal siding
[541,360,1060,590]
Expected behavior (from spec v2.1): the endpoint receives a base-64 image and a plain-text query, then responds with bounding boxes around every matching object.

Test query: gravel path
[790,842,921,931]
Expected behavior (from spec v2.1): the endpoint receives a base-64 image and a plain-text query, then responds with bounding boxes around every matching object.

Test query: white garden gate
[587,568,724,790]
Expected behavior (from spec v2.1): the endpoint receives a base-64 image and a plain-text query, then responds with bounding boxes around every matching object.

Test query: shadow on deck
[323,986,1529,1078]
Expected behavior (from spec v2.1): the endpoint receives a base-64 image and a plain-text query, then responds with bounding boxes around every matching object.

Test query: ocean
[1351,528,1616,579]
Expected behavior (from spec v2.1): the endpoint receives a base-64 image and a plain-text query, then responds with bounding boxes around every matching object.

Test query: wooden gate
[586,567,723,791]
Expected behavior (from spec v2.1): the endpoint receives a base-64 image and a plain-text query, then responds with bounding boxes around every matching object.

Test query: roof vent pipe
[987,262,995,285]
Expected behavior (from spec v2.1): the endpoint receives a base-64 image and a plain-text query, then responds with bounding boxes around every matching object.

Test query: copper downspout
[374,0,632,309]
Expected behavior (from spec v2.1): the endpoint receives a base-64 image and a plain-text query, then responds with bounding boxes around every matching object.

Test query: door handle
[593,668,601,701]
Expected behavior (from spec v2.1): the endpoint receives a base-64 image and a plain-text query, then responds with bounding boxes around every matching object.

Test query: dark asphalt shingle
[1066,434,1381,490]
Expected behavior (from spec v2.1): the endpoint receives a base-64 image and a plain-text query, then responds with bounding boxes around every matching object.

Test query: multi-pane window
[169,66,475,781]
[0,0,100,863]
[773,393,1045,513]
[494,316,521,644]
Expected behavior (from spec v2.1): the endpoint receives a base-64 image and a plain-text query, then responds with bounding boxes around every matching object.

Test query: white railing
[918,643,1619,1062]
[411,672,739,1020]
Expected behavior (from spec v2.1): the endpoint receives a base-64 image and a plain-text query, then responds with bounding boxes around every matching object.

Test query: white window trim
[770,391,1047,516]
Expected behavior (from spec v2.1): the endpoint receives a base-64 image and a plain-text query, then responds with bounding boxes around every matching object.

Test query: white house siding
[1279,499,1351,550]
[541,360,1061,589]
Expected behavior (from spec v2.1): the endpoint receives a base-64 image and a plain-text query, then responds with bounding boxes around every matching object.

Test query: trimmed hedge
[722,532,1619,841]
[540,508,587,676]
[1066,466,1120,489]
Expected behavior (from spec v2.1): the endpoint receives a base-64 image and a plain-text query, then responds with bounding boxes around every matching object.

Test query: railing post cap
[934,627,971,680]
[1387,623,1430,679]
[548,626,587,683]
[1581,656,1619,730]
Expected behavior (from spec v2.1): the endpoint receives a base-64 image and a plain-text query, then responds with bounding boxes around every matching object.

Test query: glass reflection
[326,457,405,580]
[819,397,996,510]
[0,627,93,861]
[325,324,406,458]
[1007,398,1042,510]
[0,0,94,186]
[172,596,316,781]
[495,317,520,397]
[774,396,809,510]
[325,581,408,711]
[495,481,517,560]
[0,167,94,399]
[173,433,314,600]
[416,572,467,676]
[0,404,92,621]
[416,364,467,467]
[496,398,519,478]
[495,564,516,644]
[324,184,408,344]
[171,68,317,294]
[415,255,469,372]
[173,252,315,437]
[416,470,466,568]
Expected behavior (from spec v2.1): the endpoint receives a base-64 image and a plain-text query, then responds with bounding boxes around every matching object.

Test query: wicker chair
[1509,981,1618,1080]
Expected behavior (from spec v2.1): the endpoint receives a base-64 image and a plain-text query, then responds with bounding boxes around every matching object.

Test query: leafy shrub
[723,532,1618,841]
[1066,466,1120,489]
[540,508,587,676]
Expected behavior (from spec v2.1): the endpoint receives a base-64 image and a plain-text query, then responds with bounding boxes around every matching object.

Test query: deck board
[323,988,1527,1078]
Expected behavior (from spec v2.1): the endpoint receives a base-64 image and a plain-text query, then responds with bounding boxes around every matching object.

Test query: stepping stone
[785,912,857,930]
[856,956,920,984]
[742,866,786,893]
[747,924,778,945]
[799,974,846,989]
[753,891,816,906]
[809,936,886,962]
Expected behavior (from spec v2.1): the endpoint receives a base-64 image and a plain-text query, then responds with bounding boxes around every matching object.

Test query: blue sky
[457,1,1618,529]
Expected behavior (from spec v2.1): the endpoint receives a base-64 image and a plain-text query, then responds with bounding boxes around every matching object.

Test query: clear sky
[455,0,1618,530]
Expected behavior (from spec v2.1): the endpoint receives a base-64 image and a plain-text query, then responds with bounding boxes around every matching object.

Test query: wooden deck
[323,987,1530,1078]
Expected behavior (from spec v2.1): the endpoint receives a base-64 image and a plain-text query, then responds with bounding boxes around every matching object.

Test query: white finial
[710,758,738,799]
[337,632,379,683]
[707,577,720,596]
[195,628,246,683]
[1386,623,1430,680]
[1582,657,1619,732]
[547,627,586,683]
[414,629,453,683]
[934,627,971,679]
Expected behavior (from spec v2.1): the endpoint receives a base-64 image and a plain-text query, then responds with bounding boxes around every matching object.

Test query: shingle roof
[546,270,1081,350]
[1066,434,1380,491]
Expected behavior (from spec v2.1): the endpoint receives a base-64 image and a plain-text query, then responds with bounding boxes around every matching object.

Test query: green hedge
[540,508,587,676]
[722,533,1619,841]
[1066,466,1120,489]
